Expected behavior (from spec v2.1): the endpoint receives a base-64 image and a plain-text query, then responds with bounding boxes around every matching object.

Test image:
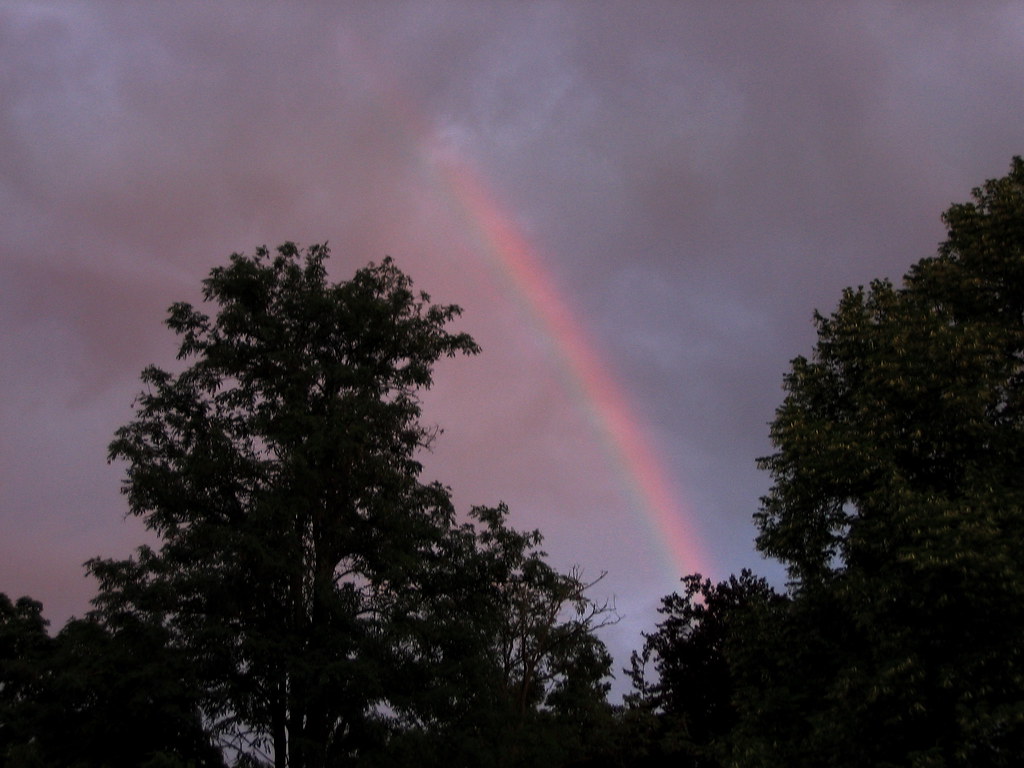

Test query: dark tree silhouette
[742,158,1024,765]
[1,594,223,767]
[90,244,479,767]
[88,243,616,768]
[626,158,1024,768]
[626,571,784,768]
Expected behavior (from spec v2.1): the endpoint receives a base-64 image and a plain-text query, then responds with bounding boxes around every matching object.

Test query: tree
[749,158,1024,764]
[38,615,224,768]
[0,594,222,768]
[0,594,52,764]
[367,503,618,768]
[625,571,785,768]
[89,244,480,767]
[90,243,618,768]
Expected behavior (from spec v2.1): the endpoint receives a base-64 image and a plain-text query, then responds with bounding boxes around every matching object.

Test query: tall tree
[89,244,480,767]
[748,158,1024,765]
[626,571,785,768]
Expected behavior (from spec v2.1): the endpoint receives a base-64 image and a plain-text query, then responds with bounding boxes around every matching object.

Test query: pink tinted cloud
[4,3,1024,695]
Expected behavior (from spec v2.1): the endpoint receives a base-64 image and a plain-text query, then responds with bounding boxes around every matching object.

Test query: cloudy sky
[3,2,1023,694]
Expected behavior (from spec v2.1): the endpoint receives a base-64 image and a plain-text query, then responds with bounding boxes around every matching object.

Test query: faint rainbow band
[331,28,709,580]
[433,154,711,581]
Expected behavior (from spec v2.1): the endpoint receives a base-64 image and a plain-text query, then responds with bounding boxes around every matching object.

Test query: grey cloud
[3,1,1024,698]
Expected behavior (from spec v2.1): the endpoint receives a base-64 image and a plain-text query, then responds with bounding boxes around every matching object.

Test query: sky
[3,2,1024,696]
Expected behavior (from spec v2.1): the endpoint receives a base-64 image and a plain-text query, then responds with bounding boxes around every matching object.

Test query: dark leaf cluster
[627,157,1024,767]
[2,244,615,768]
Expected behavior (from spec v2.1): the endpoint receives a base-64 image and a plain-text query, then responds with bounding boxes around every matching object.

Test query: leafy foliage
[624,157,1024,768]
[626,572,785,768]
[1,594,222,767]
[744,157,1024,765]
[0,595,51,764]
[81,243,614,768]
[380,503,617,768]
[90,244,480,766]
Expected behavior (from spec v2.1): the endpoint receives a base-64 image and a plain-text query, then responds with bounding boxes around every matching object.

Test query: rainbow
[431,154,712,580]
[329,31,711,579]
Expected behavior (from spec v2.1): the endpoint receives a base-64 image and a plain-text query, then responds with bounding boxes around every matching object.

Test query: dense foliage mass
[4,158,1024,766]
[742,157,1024,766]
[628,157,1024,766]
[1,245,614,768]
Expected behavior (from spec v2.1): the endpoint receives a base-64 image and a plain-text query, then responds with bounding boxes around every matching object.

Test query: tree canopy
[626,157,1024,767]
[87,244,483,766]
[73,244,615,768]
[776,157,1024,765]
[626,571,785,768]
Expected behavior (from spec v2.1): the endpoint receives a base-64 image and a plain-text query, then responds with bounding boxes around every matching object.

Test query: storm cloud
[3,1,1023,692]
